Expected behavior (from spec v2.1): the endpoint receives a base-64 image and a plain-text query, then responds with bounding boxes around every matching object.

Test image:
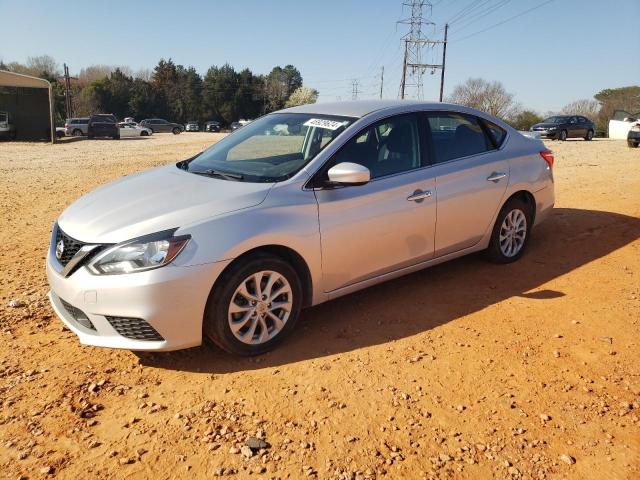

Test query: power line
[451,0,556,43]
[351,79,360,100]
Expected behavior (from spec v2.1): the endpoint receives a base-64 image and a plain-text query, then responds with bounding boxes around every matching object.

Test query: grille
[55,227,86,267]
[106,316,164,341]
[59,298,95,330]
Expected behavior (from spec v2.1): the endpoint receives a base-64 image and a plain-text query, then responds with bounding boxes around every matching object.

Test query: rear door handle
[487,172,507,183]
[407,189,432,203]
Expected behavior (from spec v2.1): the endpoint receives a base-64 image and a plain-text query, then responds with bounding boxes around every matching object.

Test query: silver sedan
[47,100,554,354]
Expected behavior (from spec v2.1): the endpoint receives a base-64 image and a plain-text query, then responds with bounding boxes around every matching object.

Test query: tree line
[448,77,640,136]
[0,55,318,126]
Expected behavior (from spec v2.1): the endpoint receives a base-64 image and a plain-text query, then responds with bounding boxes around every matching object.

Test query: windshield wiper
[191,168,244,181]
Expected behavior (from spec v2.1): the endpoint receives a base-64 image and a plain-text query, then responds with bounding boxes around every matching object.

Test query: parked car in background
[204,121,221,132]
[139,118,184,134]
[118,122,152,137]
[530,115,595,141]
[609,109,639,140]
[185,121,199,132]
[46,100,554,354]
[0,111,16,139]
[229,121,242,131]
[123,117,136,124]
[88,114,119,140]
[64,117,90,137]
[628,124,640,148]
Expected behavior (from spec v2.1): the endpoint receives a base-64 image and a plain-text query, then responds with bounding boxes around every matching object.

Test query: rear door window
[426,112,493,163]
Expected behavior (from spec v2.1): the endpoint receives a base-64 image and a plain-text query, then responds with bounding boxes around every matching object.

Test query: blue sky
[1,0,638,113]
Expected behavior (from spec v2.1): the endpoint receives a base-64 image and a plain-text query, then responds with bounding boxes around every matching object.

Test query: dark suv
[530,115,595,141]
[88,114,119,139]
[139,118,184,134]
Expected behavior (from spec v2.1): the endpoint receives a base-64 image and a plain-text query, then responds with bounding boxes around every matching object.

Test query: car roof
[280,100,466,118]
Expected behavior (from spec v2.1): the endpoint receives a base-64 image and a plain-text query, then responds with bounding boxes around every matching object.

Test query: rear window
[483,120,507,147]
[92,115,116,123]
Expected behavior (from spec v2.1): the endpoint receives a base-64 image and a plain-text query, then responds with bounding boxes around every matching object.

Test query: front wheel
[485,198,532,264]
[172,127,181,135]
[141,131,149,136]
[203,254,302,356]
[559,130,568,141]
[72,129,83,137]
[629,140,639,148]
[584,129,594,141]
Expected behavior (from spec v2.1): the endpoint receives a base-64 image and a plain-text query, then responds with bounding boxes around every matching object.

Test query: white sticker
[303,118,346,131]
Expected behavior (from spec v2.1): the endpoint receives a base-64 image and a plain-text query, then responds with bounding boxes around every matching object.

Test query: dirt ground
[0,133,638,480]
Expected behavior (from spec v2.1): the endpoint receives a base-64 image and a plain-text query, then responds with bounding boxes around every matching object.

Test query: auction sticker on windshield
[303,118,347,130]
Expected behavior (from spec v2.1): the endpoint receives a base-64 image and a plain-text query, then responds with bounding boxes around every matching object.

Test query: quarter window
[330,114,422,179]
[427,113,493,163]
[483,120,507,148]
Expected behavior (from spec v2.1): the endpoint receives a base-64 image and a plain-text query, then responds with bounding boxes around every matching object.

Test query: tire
[72,129,83,137]
[485,197,533,264]
[203,253,303,356]
[584,129,594,141]
[141,131,149,136]
[172,127,181,135]
[629,140,639,148]
[559,130,568,141]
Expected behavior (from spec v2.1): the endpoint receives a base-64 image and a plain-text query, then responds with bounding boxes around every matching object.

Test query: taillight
[540,149,554,169]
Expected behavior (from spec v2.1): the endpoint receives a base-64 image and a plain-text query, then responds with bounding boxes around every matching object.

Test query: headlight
[548,126,557,131]
[88,229,190,275]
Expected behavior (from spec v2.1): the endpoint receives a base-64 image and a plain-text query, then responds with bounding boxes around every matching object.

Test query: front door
[314,113,437,292]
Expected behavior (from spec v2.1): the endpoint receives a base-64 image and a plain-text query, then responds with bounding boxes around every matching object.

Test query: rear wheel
[584,129,594,141]
[629,140,639,148]
[203,254,302,356]
[485,198,532,264]
[172,127,181,135]
[559,130,568,141]
[72,129,83,137]
[141,131,149,137]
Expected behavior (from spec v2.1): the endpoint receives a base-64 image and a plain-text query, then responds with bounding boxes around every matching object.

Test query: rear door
[425,112,509,257]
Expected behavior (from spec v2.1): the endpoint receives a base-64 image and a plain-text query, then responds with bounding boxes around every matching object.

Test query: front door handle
[407,189,432,203]
[487,172,507,183]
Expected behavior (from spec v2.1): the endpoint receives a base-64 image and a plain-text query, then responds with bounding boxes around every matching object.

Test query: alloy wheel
[499,209,527,257]
[227,270,292,345]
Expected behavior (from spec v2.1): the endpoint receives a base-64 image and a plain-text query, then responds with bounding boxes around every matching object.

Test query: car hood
[532,123,561,129]
[58,165,273,243]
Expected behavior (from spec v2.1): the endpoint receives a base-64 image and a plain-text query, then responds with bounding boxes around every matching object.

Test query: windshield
[543,116,570,124]
[183,113,355,182]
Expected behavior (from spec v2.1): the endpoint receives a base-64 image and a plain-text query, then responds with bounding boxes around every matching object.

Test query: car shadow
[136,207,640,373]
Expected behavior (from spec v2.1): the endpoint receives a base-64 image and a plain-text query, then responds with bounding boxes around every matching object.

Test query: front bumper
[46,250,231,351]
[532,130,557,139]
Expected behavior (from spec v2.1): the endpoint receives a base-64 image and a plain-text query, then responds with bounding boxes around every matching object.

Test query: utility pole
[400,40,408,99]
[439,23,448,102]
[63,63,73,119]
[398,1,446,100]
[379,66,385,99]
[351,79,360,101]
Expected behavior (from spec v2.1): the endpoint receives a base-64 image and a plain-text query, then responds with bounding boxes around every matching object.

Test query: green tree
[202,64,240,124]
[508,110,542,131]
[285,86,319,107]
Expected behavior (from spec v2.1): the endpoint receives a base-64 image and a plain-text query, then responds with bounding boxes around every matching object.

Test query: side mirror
[327,162,370,186]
